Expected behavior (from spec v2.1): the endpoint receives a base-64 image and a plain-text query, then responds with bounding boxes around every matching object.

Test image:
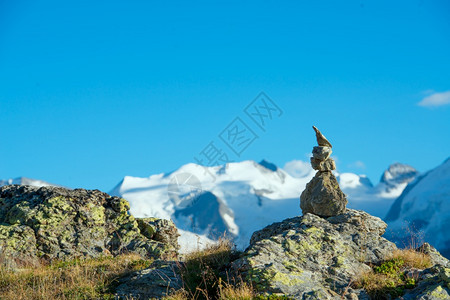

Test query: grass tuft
[353,248,432,299]
[389,249,432,270]
[176,238,235,299]
[218,280,255,300]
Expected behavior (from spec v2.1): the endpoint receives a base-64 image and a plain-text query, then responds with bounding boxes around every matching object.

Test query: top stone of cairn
[312,125,332,148]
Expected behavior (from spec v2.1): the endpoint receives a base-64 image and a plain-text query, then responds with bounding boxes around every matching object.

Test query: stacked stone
[300,126,347,217]
[311,144,335,171]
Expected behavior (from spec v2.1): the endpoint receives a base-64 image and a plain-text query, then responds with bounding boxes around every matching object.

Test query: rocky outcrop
[232,209,397,299]
[232,207,450,299]
[0,185,179,268]
[300,126,347,217]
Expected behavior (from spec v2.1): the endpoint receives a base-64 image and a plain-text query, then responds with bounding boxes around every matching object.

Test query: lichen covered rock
[136,217,180,255]
[232,209,396,299]
[402,265,450,299]
[0,185,179,268]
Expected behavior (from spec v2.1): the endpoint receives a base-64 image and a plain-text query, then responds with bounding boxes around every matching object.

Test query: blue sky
[1,0,449,191]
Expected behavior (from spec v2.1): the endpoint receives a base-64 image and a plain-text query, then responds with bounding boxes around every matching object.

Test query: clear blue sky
[1,0,449,192]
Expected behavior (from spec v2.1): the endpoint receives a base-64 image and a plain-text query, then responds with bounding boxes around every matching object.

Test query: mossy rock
[232,209,396,299]
[0,185,180,268]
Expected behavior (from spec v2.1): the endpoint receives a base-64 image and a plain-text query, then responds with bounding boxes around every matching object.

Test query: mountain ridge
[110,159,418,249]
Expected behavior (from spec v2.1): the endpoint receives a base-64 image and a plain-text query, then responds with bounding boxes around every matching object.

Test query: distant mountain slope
[385,157,450,257]
[0,177,55,187]
[111,159,415,249]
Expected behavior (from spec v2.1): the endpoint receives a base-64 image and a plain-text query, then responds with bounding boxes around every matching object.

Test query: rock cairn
[300,126,347,217]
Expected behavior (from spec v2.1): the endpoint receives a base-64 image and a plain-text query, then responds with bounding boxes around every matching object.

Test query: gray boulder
[300,171,347,217]
[232,209,396,299]
[115,260,182,299]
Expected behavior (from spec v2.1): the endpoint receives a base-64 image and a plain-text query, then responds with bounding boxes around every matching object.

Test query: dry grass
[166,237,269,300]
[389,249,432,270]
[0,253,153,300]
[163,289,191,300]
[353,248,432,299]
[176,238,235,299]
[183,237,234,264]
[218,281,255,300]
[0,238,288,300]
[354,271,405,299]
[163,281,255,300]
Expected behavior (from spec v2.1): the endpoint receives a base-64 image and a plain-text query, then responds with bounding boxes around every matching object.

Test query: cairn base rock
[300,171,347,217]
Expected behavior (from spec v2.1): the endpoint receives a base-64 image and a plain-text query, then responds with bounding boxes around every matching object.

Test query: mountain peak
[258,159,278,172]
[0,177,56,187]
[380,163,419,187]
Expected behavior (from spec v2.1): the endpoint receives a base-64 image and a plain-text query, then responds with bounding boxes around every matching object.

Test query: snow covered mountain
[110,159,416,250]
[110,160,313,249]
[338,163,419,217]
[0,177,55,187]
[384,157,450,257]
[379,163,419,196]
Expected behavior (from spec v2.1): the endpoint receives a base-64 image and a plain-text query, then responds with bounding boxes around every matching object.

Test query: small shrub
[374,258,404,276]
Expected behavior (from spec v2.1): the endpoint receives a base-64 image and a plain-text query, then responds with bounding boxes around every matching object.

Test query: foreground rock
[232,208,450,299]
[402,265,450,299]
[0,185,179,268]
[233,209,396,299]
[115,260,182,299]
